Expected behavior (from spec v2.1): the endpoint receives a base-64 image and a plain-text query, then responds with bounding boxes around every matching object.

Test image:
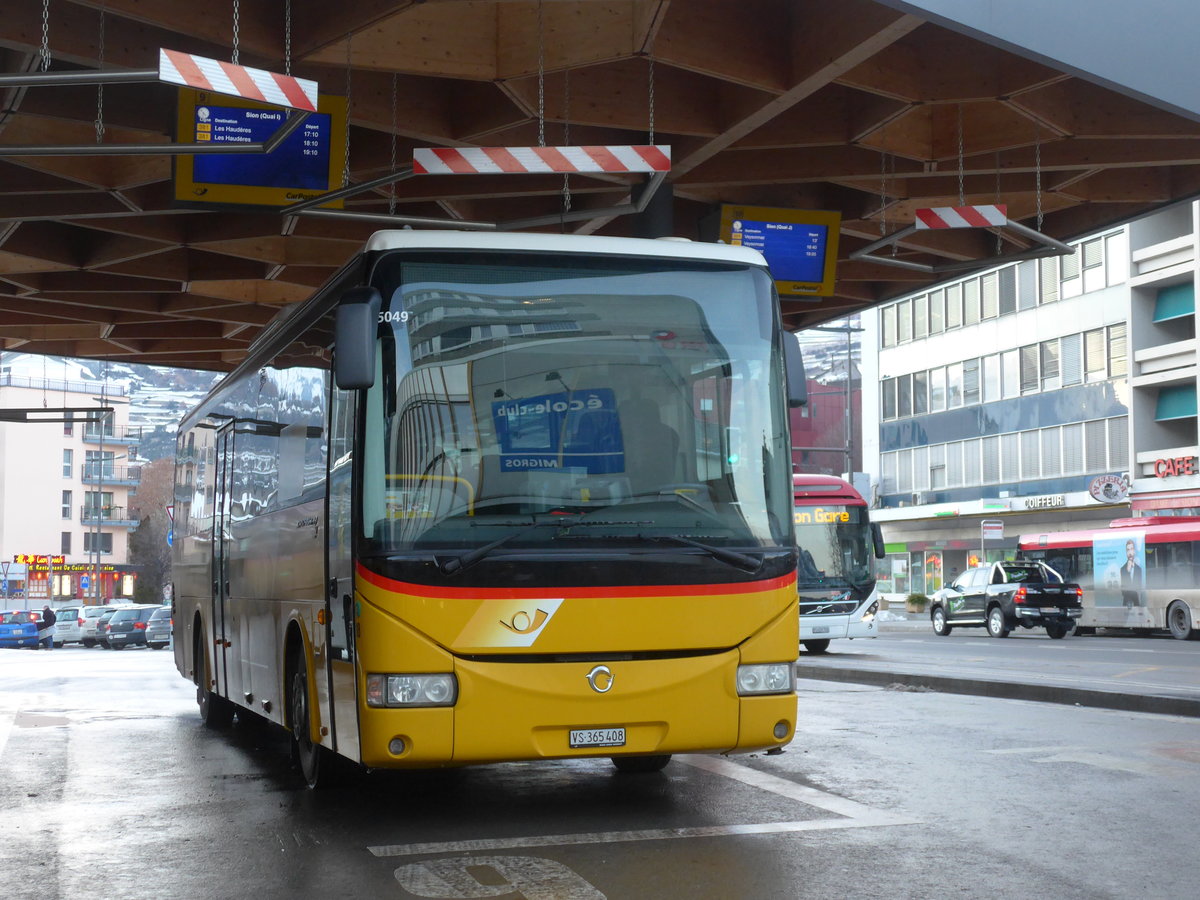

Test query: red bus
[793,474,884,653]
[1018,517,1200,639]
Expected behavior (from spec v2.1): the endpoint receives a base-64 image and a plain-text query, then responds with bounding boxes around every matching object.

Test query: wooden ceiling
[2,0,1199,371]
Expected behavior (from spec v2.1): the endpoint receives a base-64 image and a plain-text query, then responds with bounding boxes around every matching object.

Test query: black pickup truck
[929,561,1083,639]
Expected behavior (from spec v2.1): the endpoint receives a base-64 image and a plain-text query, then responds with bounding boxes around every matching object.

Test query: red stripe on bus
[355,563,794,600]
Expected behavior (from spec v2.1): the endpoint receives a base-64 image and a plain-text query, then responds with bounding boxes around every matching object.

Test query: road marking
[986,745,1165,775]
[369,756,918,859]
[0,709,13,762]
[1112,666,1161,679]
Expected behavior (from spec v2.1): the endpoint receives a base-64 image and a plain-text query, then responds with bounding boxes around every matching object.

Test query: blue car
[0,610,40,648]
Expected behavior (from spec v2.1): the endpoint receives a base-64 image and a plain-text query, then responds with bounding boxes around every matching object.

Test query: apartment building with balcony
[0,365,141,603]
[861,222,1135,599]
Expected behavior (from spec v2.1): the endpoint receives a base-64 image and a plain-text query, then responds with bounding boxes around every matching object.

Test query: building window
[882,305,897,347]
[1108,416,1129,469]
[84,532,114,554]
[1020,430,1041,479]
[1019,345,1040,393]
[929,290,945,333]
[1061,244,1082,298]
[1039,256,1059,304]
[930,367,946,412]
[946,284,963,329]
[963,438,981,485]
[1041,427,1061,477]
[1062,423,1084,474]
[912,295,928,339]
[1000,433,1019,481]
[897,299,912,342]
[963,279,981,325]
[982,436,1000,483]
[1105,231,1129,285]
[61,490,72,519]
[981,272,999,319]
[63,413,74,437]
[962,358,980,405]
[897,374,913,418]
[881,377,897,419]
[63,449,73,478]
[897,448,913,492]
[929,444,946,490]
[946,441,964,486]
[912,446,929,491]
[1040,339,1061,391]
[946,362,963,408]
[1060,333,1082,386]
[1108,323,1128,377]
[1084,328,1106,381]
[881,453,897,493]
[912,371,929,415]
[61,532,71,554]
[983,354,1001,403]
[1001,349,1020,398]
[1082,238,1105,293]
[1085,420,1107,470]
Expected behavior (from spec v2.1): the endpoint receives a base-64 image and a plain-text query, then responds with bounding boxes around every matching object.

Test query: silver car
[53,606,82,646]
[145,607,173,649]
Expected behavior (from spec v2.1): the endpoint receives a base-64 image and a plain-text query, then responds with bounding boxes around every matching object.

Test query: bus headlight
[860,600,879,623]
[366,673,458,708]
[736,663,795,695]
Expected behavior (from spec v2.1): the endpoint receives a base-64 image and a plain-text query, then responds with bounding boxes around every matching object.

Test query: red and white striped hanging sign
[158,49,319,112]
[413,145,671,175]
[915,204,1008,229]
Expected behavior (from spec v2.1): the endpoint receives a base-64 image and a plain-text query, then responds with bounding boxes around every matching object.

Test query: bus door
[211,424,237,703]
[323,384,359,759]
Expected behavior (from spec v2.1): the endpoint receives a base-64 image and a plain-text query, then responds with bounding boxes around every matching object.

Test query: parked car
[929,561,1083,639]
[0,609,40,648]
[79,605,116,647]
[105,606,159,650]
[94,605,139,649]
[54,606,82,647]
[145,607,173,650]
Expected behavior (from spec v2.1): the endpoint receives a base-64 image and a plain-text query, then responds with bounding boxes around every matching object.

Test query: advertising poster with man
[1094,532,1145,607]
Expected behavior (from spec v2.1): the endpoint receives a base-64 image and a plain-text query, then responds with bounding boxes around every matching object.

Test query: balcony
[79,505,139,528]
[80,465,141,487]
[82,424,142,446]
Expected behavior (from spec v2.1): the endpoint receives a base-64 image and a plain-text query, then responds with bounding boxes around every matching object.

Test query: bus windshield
[360,251,793,569]
[794,505,874,590]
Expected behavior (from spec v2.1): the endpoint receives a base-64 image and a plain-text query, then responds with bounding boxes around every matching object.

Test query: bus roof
[1019,516,1200,548]
[363,230,769,268]
[793,473,865,506]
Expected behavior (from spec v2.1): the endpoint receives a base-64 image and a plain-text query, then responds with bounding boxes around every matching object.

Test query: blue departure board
[729,219,829,284]
[192,105,331,189]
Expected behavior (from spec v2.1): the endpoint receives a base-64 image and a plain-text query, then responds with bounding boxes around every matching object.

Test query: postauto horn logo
[456,598,564,648]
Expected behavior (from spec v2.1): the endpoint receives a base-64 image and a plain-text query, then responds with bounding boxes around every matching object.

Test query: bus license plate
[570,727,625,748]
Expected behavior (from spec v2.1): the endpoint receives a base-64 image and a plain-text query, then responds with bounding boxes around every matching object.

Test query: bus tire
[194,630,233,729]
[931,607,952,636]
[611,755,671,774]
[288,653,337,789]
[802,639,831,654]
[1167,600,1198,641]
[986,606,1010,638]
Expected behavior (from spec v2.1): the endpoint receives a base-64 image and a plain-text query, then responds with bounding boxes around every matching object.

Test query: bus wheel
[802,639,831,654]
[986,606,1010,638]
[289,657,336,789]
[1167,601,1198,641]
[194,632,233,729]
[1045,623,1069,639]
[611,755,670,774]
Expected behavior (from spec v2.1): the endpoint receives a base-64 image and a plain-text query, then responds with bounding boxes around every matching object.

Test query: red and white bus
[1018,517,1200,640]
[793,474,885,653]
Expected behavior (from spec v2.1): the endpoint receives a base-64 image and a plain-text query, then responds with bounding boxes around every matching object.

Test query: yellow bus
[172,231,805,787]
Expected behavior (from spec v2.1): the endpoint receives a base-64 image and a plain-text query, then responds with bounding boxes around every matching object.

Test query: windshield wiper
[438,517,580,575]
[641,534,762,572]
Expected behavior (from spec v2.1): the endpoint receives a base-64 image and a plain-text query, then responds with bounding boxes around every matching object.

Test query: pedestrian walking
[38,605,57,650]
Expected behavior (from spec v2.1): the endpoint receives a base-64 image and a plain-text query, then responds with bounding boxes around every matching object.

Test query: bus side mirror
[334,286,382,390]
[784,335,807,408]
[871,522,885,559]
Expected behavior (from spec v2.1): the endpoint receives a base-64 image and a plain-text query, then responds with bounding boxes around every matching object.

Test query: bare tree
[129,458,174,604]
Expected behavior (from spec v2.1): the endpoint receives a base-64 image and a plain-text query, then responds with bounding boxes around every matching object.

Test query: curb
[795,664,1200,719]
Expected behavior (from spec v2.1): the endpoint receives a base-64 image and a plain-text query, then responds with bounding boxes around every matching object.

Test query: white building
[0,358,141,604]
[861,217,1142,598]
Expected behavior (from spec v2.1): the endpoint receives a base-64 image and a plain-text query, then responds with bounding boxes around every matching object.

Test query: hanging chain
[879,131,888,237]
[536,0,545,147]
[40,0,51,71]
[647,54,656,146]
[343,36,352,188]
[284,0,292,76]
[231,0,241,65]
[1035,124,1044,231]
[561,68,571,216]
[995,150,1002,254]
[956,103,965,206]
[389,72,398,216]
[95,5,106,143]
